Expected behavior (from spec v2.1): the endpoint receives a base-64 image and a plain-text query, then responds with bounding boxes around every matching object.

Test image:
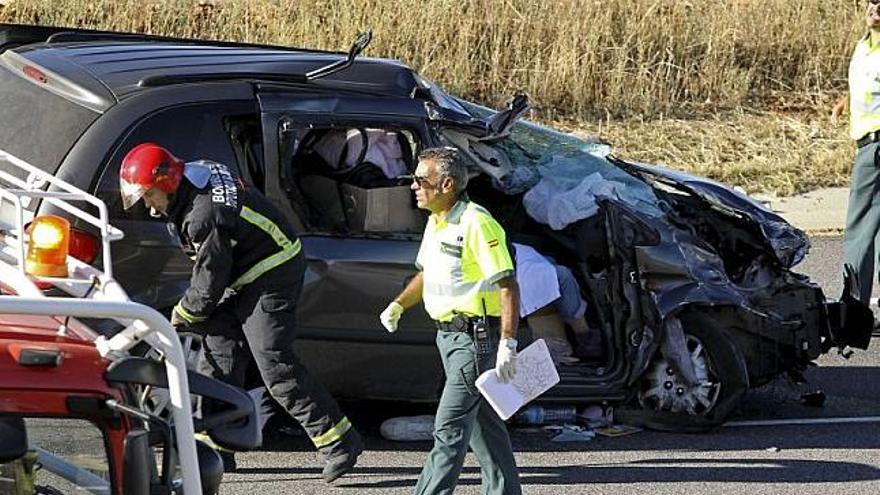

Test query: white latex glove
[495,338,518,382]
[380,301,404,332]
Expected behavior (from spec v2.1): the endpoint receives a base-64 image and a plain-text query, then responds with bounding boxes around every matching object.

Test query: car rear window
[0,64,99,174]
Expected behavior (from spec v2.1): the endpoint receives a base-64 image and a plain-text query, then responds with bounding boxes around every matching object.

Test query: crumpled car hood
[622,161,809,268]
[432,92,808,268]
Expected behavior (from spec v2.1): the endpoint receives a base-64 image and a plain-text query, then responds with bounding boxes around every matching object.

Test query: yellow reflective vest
[849,34,880,140]
[416,199,515,322]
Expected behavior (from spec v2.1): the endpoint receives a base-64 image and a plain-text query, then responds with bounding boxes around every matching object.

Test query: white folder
[475,338,560,420]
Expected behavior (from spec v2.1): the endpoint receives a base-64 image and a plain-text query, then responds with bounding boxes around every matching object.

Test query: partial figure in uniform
[118,142,362,481]
[380,147,522,495]
[841,0,880,304]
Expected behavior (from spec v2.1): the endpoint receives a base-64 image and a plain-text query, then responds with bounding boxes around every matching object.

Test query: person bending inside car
[118,142,362,482]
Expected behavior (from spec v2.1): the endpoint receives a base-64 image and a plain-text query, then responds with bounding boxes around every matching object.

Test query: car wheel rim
[637,335,722,415]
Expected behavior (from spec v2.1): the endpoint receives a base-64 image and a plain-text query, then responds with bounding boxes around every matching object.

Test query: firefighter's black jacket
[167,160,302,323]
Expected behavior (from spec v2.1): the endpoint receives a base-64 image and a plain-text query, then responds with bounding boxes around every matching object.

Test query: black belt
[857,130,880,148]
[435,315,500,332]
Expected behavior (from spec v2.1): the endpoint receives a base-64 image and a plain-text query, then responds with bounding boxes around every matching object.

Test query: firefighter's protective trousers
[197,253,359,458]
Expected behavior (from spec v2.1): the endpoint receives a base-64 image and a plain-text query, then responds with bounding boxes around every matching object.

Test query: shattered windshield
[447,100,664,223]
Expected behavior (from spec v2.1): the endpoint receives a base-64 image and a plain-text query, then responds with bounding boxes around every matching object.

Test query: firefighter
[380,147,522,495]
[118,142,362,481]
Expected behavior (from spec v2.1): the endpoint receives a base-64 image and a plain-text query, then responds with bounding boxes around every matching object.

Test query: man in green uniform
[380,147,522,494]
[843,0,880,304]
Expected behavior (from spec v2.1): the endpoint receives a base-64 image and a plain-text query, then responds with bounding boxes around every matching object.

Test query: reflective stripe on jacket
[170,160,302,323]
[231,206,302,289]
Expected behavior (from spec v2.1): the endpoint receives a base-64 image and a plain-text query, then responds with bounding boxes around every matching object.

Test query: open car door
[256,91,445,401]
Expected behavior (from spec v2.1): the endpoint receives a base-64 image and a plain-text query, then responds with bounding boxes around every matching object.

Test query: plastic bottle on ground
[380,415,435,441]
[514,405,577,425]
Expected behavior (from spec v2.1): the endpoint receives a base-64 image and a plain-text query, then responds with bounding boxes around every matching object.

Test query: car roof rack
[138,30,373,87]
[0,148,204,494]
[140,71,308,87]
[38,23,332,54]
[47,29,207,45]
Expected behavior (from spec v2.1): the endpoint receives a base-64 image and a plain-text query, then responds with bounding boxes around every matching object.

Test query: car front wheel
[637,332,723,416]
[621,312,750,432]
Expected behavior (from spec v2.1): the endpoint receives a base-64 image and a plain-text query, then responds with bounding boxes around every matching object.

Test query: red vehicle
[0,149,258,494]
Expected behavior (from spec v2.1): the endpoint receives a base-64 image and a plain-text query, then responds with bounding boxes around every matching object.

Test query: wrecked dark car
[0,23,872,431]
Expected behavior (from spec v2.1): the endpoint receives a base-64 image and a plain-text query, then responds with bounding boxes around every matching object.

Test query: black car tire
[618,311,749,433]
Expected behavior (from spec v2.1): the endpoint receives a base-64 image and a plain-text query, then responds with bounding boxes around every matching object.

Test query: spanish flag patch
[488,239,499,248]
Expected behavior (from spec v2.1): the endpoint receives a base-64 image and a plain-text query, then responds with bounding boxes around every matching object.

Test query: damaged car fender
[634,220,766,320]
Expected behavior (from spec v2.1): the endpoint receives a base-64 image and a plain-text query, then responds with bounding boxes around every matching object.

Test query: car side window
[95,102,254,219]
[285,125,426,236]
[226,116,265,193]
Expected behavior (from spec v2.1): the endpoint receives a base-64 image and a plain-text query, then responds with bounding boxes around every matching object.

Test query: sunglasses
[405,174,441,190]
[871,0,880,5]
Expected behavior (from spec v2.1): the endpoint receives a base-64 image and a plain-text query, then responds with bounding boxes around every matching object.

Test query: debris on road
[380,415,434,441]
[595,424,644,438]
[577,404,611,428]
[547,424,596,442]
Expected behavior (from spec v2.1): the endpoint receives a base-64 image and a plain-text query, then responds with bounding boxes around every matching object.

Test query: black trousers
[197,254,359,458]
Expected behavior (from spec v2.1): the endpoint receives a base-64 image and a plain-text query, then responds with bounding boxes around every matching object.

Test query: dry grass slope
[0,0,866,195]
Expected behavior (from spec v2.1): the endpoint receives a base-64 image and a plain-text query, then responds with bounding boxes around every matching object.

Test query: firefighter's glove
[380,301,404,332]
[495,338,518,382]
[170,307,188,328]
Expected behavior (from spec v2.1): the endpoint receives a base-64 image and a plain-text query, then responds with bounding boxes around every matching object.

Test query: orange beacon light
[25,215,70,278]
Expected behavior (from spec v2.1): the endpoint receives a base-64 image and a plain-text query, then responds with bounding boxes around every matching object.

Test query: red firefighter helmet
[119,143,185,209]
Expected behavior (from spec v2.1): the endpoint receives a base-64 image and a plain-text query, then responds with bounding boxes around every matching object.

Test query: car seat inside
[289,127,425,235]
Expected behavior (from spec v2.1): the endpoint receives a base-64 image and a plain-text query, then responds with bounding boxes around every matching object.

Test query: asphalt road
[219,236,880,495]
